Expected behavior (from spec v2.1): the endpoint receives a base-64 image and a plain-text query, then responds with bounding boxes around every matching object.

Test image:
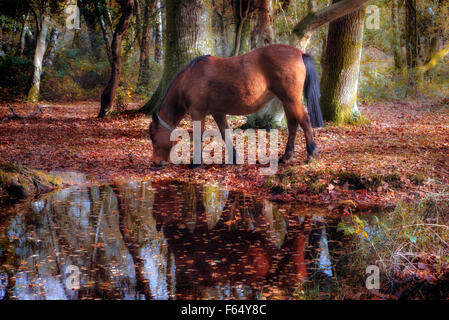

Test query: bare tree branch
[292,0,370,50]
[1,104,48,122]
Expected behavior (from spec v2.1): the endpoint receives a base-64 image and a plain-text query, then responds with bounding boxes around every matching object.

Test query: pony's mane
[158,55,211,110]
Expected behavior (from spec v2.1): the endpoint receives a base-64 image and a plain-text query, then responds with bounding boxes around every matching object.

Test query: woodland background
[0,0,449,300]
[0,0,447,119]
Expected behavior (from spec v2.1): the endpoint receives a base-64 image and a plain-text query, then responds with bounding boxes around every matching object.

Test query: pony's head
[149,113,173,166]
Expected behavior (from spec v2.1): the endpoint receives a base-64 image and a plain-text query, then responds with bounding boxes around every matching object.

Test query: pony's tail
[303,54,324,128]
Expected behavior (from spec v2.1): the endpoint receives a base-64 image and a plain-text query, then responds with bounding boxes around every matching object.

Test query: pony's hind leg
[212,113,238,164]
[280,104,299,164]
[281,101,317,164]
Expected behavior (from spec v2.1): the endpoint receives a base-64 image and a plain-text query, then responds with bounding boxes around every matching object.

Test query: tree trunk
[80,0,101,60]
[245,0,284,129]
[154,0,163,64]
[17,15,29,56]
[43,27,59,67]
[405,0,418,96]
[27,16,50,103]
[320,2,366,124]
[98,0,134,118]
[423,1,442,79]
[95,0,113,64]
[391,0,403,71]
[233,0,253,56]
[137,0,157,88]
[212,0,234,57]
[253,0,275,47]
[140,0,213,114]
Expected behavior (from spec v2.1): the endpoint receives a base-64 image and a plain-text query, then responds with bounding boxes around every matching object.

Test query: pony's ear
[152,112,159,125]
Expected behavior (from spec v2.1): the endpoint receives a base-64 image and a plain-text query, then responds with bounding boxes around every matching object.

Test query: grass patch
[337,191,449,298]
[264,168,297,194]
[240,112,284,130]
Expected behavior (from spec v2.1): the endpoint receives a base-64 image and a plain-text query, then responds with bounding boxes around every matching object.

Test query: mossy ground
[0,161,61,201]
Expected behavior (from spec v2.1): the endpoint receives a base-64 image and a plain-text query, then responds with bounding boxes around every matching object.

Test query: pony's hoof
[306,155,318,164]
[150,160,168,171]
[306,147,319,164]
[279,157,292,164]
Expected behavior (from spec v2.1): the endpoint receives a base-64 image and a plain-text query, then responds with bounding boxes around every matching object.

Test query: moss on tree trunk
[320,2,366,124]
[140,0,213,114]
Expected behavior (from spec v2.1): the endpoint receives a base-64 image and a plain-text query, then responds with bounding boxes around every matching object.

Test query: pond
[0,180,378,300]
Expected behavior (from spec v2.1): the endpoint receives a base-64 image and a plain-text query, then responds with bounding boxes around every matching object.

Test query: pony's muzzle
[153,159,169,166]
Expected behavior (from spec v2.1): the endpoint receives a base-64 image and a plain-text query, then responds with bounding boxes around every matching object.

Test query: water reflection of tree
[2,186,139,299]
[1,180,340,300]
[115,183,153,300]
[115,181,176,300]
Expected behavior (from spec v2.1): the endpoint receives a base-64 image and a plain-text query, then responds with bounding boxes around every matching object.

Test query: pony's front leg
[189,111,206,168]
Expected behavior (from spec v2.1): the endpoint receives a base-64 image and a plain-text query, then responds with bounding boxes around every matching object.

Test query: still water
[0,180,369,300]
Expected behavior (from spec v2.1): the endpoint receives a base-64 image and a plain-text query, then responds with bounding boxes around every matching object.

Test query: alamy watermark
[65,4,80,30]
[65,265,80,290]
[365,265,380,290]
[169,121,279,175]
[365,5,380,30]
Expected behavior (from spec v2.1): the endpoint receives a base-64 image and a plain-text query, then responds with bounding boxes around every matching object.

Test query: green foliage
[40,48,110,101]
[129,58,162,100]
[359,0,449,103]
[359,60,449,103]
[37,39,161,103]
[359,65,405,102]
[0,15,16,38]
[0,55,33,99]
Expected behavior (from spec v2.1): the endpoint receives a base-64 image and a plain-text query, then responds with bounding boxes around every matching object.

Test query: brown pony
[149,44,323,166]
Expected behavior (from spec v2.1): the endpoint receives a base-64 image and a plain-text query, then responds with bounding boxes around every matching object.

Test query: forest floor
[1,99,448,212]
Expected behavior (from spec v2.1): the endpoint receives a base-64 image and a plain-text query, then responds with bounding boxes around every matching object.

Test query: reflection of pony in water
[115,180,328,299]
[149,44,324,166]
[149,182,327,298]
[273,215,325,284]
[150,185,276,299]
